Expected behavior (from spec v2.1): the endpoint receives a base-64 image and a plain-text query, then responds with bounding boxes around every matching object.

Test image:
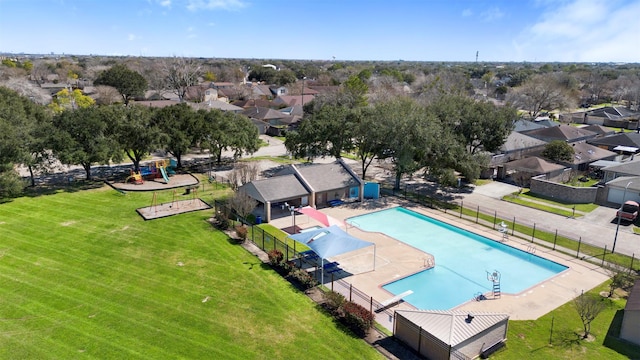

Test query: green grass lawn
[493,282,640,360]
[0,185,382,359]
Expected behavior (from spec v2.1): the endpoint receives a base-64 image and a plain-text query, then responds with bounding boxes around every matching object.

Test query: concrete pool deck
[270,199,611,322]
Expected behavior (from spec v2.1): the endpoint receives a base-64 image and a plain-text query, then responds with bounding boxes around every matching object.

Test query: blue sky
[1,0,638,62]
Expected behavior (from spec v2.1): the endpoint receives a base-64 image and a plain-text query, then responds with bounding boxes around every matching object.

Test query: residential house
[560,142,617,171]
[562,106,640,129]
[588,132,640,158]
[600,159,640,183]
[513,119,550,133]
[272,95,316,108]
[505,156,566,185]
[522,124,598,143]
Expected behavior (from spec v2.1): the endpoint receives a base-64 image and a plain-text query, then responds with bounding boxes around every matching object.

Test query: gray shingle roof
[523,125,597,142]
[602,159,640,176]
[239,174,309,203]
[294,162,361,192]
[506,156,565,173]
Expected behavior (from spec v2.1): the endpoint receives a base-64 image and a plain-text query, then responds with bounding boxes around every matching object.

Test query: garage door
[608,188,640,205]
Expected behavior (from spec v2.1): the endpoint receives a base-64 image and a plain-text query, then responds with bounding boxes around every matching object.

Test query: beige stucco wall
[621,310,640,345]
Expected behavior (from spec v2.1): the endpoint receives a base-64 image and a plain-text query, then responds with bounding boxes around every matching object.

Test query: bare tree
[227,163,260,190]
[574,291,606,339]
[0,78,51,105]
[228,192,258,220]
[162,57,202,102]
[507,73,576,118]
[93,85,121,105]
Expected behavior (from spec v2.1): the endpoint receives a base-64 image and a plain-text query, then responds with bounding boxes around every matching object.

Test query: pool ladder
[487,270,501,299]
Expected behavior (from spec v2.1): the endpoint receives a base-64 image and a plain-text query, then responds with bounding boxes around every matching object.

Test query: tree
[109,105,166,172]
[574,291,606,339]
[163,57,202,102]
[374,98,439,190]
[94,64,147,105]
[351,107,387,180]
[50,106,119,180]
[507,73,576,119]
[429,95,516,155]
[48,88,95,113]
[285,104,355,160]
[542,140,574,162]
[342,75,368,107]
[152,103,200,168]
[0,87,52,192]
[200,110,259,163]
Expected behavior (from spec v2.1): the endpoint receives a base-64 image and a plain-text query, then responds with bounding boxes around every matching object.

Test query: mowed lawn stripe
[0,186,382,359]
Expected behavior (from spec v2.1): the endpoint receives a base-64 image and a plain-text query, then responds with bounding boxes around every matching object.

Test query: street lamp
[301,76,306,111]
[613,181,633,254]
[284,202,296,233]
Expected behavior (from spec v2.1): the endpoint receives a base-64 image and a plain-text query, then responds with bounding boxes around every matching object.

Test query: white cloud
[513,0,640,62]
[128,34,138,41]
[480,7,504,22]
[159,0,171,7]
[186,0,247,11]
[462,8,472,17]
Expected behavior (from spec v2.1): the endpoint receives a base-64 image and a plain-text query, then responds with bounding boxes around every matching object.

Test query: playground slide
[160,167,170,183]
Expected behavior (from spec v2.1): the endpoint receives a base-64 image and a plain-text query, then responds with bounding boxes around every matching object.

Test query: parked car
[616,201,640,221]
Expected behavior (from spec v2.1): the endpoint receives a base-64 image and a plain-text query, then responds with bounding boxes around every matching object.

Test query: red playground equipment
[125,159,174,184]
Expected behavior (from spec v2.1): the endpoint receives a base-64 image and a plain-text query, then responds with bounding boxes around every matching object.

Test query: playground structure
[126,159,177,185]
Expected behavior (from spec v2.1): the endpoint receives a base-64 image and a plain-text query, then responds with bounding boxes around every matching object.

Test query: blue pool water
[347,207,567,310]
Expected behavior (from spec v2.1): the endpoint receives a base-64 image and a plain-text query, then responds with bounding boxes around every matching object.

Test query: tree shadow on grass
[21,180,105,198]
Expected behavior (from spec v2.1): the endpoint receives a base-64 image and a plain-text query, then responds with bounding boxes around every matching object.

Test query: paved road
[460,182,640,258]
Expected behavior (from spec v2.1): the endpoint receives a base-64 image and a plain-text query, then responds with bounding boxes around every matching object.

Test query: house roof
[587,106,640,120]
[523,125,598,142]
[188,100,244,112]
[567,142,617,165]
[242,106,286,120]
[581,124,616,136]
[500,132,547,152]
[238,174,309,203]
[588,132,640,149]
[232,99,273,108]
[273,95,316,107]
[626,279,640,311]
[505,156,565,174]
[275,161,362,192]
[513,119,547,133]
[602,159,640,176]
[396,310,509,346]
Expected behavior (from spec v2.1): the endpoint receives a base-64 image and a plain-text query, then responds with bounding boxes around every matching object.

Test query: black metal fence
[382,184,638,273]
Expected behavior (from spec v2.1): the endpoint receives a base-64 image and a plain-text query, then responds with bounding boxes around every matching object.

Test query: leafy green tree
[152,103,200,168]
[94,64,148,105]
[542,140,574,162]
[343,75,368,107]
[374,98,438,190]
[109,105,167,172]
[429,95,516,154]
[0,87,52,193]
[285,105,355,160]
[50,106,120,180]
[200,110,259,163]
[248,67,277,84]
[352,107,387,180]
[275,69,296,86]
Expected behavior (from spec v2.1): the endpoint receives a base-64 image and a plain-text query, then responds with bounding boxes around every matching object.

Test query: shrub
[340,301,374,337]
[267,249,284,266]
[234,225,248,241]
[290,268,318,289]
[324,291,346,313]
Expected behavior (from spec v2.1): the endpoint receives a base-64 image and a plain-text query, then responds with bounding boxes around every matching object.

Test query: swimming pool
[347,207,568,310]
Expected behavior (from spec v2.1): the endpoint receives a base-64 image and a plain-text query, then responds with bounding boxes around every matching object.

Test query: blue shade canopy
[288,225,373,259]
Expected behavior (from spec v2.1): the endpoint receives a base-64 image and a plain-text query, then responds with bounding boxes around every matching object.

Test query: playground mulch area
[136,198,212,220]
[110,173,199,192]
